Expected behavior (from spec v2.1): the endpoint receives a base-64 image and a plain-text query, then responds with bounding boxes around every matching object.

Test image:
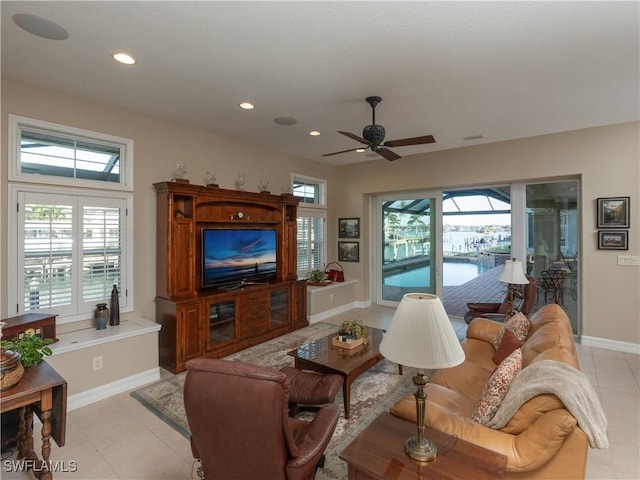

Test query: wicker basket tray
[307,281,332,287]
[331,336,364,349]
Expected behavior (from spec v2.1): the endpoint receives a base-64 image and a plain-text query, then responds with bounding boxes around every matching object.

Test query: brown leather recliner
[464,275,537,324]
[184,358,340,480]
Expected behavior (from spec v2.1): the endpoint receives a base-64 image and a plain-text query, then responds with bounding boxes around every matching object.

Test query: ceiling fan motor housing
[363,124,385,145]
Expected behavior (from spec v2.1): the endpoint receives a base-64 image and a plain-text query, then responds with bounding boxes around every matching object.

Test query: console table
[340,412,507,479]
[1,361,67,480]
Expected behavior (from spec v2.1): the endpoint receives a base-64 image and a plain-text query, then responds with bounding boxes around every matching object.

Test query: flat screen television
[201,228,277,288]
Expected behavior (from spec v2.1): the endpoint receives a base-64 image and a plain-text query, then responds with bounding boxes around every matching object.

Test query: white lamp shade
[499,259,529,285]
[380,293,465,370]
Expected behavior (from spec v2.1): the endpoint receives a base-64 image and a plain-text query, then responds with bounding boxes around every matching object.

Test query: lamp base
[404,435,437,462]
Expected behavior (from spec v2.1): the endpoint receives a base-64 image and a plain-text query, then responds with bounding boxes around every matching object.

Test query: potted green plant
[337,320,368,341]
[2,333,54,368]
[306,269,329,285]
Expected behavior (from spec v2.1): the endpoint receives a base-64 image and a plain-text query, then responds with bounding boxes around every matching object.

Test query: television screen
[202,229,277,288]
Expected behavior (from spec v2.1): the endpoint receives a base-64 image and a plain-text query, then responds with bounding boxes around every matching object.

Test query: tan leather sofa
[391,304,589,479]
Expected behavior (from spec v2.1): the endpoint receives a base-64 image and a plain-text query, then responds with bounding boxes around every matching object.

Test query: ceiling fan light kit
[324,96,436,161]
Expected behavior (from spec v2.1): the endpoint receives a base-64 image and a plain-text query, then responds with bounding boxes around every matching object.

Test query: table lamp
[499,258,530,319]
[379,293,465,462]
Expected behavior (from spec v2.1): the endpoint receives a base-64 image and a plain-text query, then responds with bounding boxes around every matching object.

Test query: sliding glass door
[526,180,580,335]
[374,194,437,305]
[370,179,580,336]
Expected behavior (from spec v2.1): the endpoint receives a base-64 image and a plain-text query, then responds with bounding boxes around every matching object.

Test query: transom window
[9,115,132,190]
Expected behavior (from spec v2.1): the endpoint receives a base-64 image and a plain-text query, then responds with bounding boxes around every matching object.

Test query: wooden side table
[1,361,67,480]
[340,412,507,480]
[1,313,57,342]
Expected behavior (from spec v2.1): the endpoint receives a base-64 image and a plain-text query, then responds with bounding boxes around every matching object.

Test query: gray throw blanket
[486,360,609,449]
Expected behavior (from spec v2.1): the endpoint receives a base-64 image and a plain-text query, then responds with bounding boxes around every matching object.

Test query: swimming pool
[384,261,491,287]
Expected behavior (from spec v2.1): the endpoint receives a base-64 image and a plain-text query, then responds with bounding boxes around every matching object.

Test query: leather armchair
[464,275,537,324]
[184,358,340,480]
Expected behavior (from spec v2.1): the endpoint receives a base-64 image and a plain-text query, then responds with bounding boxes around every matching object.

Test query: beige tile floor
[2,305,639,479]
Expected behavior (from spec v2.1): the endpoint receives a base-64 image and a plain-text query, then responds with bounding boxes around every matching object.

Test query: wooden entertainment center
[154,181,308,373]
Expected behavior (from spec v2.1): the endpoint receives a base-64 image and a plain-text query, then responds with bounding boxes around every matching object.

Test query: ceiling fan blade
[322,147,366,157]
[383,134,436,147]
[376,148,401,161]
[338,131,369,145]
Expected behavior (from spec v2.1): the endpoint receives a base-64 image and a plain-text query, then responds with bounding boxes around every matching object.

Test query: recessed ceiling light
[13,14,69,40]
[113,53,136,65]
[356,148,366,153]
[309,131,320,136]
[239,102,255,110]
[274,117,297,126]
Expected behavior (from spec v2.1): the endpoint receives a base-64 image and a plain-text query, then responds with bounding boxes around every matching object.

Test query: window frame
[8,114,134,191]
[293,174,327,276]
[7,116,134,325]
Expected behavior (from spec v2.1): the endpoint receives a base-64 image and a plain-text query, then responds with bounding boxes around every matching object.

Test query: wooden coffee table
[287,327,401,418]
[340,412,507,479]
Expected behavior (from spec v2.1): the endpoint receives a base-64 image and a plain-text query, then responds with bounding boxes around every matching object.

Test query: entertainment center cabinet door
[178,302,204,363]
[293,280,308,324]
[269,287,289,329]
[238,290,269,339]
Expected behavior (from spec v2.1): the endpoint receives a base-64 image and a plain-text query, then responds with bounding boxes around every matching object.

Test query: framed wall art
[598,230,628,250]
[338,218,360,238]
[338,241,360,262]
[597,197,630,228]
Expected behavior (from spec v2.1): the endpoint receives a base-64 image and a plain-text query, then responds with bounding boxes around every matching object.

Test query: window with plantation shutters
[16,192,129,320]
[297,215,325,274]
[8,115,133,324]
[293,174,327,276]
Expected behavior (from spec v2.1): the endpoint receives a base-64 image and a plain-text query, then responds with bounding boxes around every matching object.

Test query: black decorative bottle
[109,284,120,326]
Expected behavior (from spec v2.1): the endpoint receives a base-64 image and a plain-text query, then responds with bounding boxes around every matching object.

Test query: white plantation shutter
[16,191,129,320]
[81,202,122,305]
[23,199,74,311]
[297,212,325,275]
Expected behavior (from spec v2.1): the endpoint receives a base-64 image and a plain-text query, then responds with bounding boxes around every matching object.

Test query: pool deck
[443,264,506,317]
[383,263,508,318]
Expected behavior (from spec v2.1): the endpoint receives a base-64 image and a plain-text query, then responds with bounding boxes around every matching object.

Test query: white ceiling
[2,1,639,166]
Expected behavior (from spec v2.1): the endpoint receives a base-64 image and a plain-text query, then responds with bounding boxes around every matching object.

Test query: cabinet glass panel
[209,300,236,347]
[269,288,289,328]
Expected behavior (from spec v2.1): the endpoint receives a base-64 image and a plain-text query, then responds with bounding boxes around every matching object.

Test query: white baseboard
[67,367,161,411]
[308,302,359,323]
[580,336,640,355]
[308,299,373,323]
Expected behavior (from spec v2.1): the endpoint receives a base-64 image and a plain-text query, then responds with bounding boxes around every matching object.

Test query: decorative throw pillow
[492,328,523,365]
[491,312,530,350]
[471,348,523,425]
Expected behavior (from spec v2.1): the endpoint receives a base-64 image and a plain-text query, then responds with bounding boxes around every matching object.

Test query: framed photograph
[339,218,360,238]
[597,197,630,228]
[338,241,360,262]
[598,230,628,250]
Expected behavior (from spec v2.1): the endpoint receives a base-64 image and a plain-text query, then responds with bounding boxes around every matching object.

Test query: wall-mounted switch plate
[617,255,640,266]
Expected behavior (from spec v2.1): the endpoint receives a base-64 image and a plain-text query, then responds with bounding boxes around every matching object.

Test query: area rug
[131,322,419,480]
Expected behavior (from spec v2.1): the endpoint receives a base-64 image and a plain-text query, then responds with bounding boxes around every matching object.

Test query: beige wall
[333,122,640,345]
[45,330,159,396]
[2,77,638,348]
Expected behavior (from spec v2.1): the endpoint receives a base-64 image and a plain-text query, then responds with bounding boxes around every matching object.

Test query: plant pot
[0,350,24,391]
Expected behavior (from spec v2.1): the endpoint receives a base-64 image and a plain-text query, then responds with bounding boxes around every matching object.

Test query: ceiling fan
[323,96,436,161]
